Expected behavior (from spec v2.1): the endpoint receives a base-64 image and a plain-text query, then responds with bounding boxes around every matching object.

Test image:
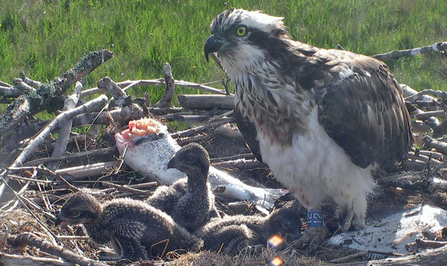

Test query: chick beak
[167,156,179,170]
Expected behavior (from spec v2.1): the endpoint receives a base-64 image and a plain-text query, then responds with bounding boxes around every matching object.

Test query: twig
[0,50,113,135]
[176,134,211,146]
[71,104,145,127]
[407,151,442,165]
[210,153,255,163]
[406,89,447,103]
[424,135,447,155]
[406,238,447,251]
[412,120,432,132]
[0,85,24,98]
[25,147,118,166]
[48,82,83,170]
[100,181,153,195]
[10,95,108,168]
[20,72,44,88]
[177,94,235,109]
[98,76,128,103]
[327,251,369,263]
[154,63,175,108]
[413,110,446,120]
[54,161,120,180]
[0,253,76,266]
[373,42,447,60]
[171,117,235,139]
[212,159,266,170]
[80,78,228,97]
[0,95,108,201]
[7,232,108,266]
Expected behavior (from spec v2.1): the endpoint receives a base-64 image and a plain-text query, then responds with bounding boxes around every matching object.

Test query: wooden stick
[7,233,108,266]
[424,135,447,155]
[0,50,113,135]
[0,253,75,266]
[25,147,118,166]
[177,94,235,109]
[9,95,108,167]
[154,63,175,108]
[373,42,447,60]
[212,159,265,170]
[80,78,228,97]
[406,88,447,102]
[171,117,235,139]
[48,82,83,170]
[71,104,145,127]
[413,110,446,120]
[54,161,120,180]
[100,181,153,195]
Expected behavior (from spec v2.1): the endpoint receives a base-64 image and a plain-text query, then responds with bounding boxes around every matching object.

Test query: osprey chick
[56,193,203,260]
[204,8,412,238]
[146,142,220,231]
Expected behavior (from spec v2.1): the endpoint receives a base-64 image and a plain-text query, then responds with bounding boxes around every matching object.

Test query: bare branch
[154,63,175,108]
[81,78,228,97]
[374,42,447,60]
[7,233,108,266]
[48,82,83,170]
[0,50,113,136]
[177,94,235,109]
[0,96,108,201]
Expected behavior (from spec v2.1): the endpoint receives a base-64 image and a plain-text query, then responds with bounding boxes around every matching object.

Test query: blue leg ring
[307,210,324,227]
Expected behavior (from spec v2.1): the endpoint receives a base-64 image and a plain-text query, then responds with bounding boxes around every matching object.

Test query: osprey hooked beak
[204,35,224,62]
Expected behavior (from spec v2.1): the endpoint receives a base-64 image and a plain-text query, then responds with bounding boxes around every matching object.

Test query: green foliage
[0,0,446,115]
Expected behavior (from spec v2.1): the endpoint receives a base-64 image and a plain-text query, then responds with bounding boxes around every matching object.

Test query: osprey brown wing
[315,51,413,169]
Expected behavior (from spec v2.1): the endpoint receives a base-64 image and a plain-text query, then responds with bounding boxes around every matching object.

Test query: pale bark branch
[154,63,175,108]
[0,50,113,136]
[7,233,108,266]
[0,95,108,201]
[48,82,83,170]
[80,78,228,97]
[177,94,235,109]
[373,41,447,60]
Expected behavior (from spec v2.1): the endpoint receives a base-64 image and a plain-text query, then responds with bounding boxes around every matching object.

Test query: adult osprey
[204,8,412,240]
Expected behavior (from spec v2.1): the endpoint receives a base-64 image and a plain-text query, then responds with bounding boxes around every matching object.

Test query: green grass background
[0,0,446,114]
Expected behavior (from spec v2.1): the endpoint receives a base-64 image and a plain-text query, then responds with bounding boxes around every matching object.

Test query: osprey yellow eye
[236,26,247,36]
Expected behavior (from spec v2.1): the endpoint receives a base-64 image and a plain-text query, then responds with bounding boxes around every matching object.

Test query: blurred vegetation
[0,0,446,115]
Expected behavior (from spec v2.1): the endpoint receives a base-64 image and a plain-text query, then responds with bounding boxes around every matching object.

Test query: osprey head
[204,8,288,69]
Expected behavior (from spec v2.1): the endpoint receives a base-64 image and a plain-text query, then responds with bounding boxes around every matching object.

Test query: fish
[114,117,287,213]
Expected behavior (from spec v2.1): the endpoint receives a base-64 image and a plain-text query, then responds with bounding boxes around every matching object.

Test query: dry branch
[0,50,113,136]
[98,77,127,103]
[171,117,235,139]
[7,233,108,266]
[80,79,228,97]
[54,161,120,180]
[0,253,75,266]
[423,135,447,155]
[48,82,83,170]
[154,63,175,108]
[337,245,447,266]
[100,181,153,195]
[0,95,108,201]
[71,104,145,127]
[177,94,235,109]
[212,159,265,170]
[373,41,447,60]
[25,147,118,166]
[0,85,24,98]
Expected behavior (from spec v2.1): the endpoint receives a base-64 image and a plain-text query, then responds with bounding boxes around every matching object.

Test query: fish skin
[115,120,287,212]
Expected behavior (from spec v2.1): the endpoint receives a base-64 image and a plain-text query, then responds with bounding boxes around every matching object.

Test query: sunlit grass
[0,0,446,116]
